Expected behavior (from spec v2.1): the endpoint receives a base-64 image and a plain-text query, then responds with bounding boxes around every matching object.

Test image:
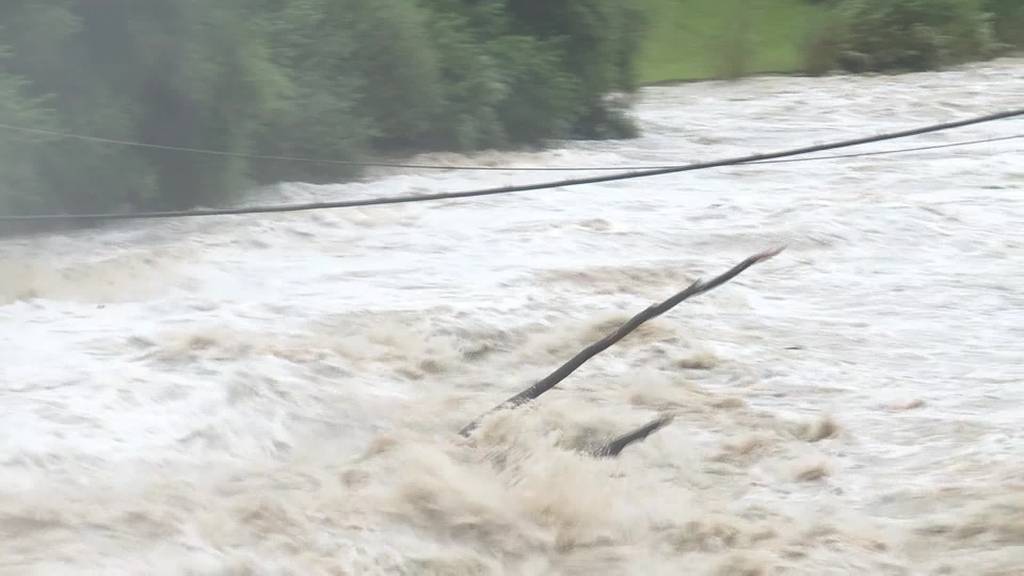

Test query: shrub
[489,35,580,143]
[806,0,1000,73]
[249,0,368,184]
[2,1,282,211]
[986,0,1024,46]
[0,3,160,214]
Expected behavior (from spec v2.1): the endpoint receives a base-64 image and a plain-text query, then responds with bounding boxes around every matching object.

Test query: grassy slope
[636,0,827,84]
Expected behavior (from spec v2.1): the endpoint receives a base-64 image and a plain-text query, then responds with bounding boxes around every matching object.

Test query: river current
[2,58,1023,575]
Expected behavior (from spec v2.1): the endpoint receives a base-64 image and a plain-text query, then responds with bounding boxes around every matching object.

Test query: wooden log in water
[460,246,784,436]
[592,414,675,458]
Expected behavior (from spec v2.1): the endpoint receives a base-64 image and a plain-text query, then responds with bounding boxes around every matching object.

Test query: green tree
[1,0,649,218]
[505,0,645,137]
[70,0,284,208]
[1,2,157,214]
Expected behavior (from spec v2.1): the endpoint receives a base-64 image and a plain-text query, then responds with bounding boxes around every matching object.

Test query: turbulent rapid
[1,58,1022,575]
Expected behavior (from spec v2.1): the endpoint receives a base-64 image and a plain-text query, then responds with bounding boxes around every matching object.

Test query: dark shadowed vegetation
[0,0,644,215]
[804,0,1014,74]
[2,0,1020,218]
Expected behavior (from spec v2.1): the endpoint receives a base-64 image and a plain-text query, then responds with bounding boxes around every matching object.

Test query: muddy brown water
[1,58,1023,575]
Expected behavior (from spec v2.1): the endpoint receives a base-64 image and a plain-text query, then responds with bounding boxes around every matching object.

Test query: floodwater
[1,58,1022,575]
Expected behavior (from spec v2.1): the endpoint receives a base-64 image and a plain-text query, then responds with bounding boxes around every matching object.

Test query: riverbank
[636,0,1024,84]
[636,0,823,84]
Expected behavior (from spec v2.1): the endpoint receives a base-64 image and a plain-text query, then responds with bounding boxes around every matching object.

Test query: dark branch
[459,247,784,436]
[593,414,675,458]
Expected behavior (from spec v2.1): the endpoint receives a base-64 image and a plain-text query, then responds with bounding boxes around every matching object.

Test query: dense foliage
[0,0,644,215]
[985,0,1024,47]
[806,0,1005,73]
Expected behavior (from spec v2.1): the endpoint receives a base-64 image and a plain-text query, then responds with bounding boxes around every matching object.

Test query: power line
[748,133,1022,165]
[2,108,1022,224]
[0,121,586,171]
[0,118,1020,172]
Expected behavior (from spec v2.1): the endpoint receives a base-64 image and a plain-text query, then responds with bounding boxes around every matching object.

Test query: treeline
[0,0,644,215]
[807,0,1023,74]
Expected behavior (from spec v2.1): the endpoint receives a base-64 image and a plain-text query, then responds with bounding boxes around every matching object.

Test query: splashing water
[2,58,1023,575]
